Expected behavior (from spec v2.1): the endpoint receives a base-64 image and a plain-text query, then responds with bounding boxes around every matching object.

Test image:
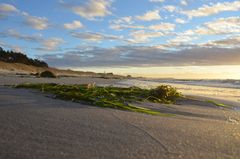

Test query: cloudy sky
[0,0,240,79]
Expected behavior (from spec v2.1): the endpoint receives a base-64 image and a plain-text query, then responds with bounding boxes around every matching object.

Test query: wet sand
[0,75,240,158]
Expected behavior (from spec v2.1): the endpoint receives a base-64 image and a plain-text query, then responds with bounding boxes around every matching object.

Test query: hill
[0,47,48,67]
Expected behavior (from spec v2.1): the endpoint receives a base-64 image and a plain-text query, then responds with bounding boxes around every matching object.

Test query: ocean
[116,78,240,108]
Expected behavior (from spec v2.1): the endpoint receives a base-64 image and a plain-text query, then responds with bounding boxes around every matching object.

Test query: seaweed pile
[15,83,181,115]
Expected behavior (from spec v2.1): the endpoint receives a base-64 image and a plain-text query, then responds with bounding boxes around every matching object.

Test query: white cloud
[42,46,240,67]
[71,32,123,42]
[136,10,161,21]
[110,21,175,33]
[175,18,186,24]
[168,35,195,46]
[202,17,240,35]
[109,16,145,31]
[70,0,112,20]
[184,17,240,35]
[110,24,145,31]
[204,35,240,48]
[167,16,240,48]
[149,0,165,2]
[0,29,42,42]
[0,3,18,12]
[64,20,83,30]
[110,17,175,33]
[129,30,164,43]
[180,0,188,6]
[23,13,49,30]
[40,38,65,51]
[182,1,240,18]
[0,29,64,51]
[149,23,175,31]
[111,16,133,25]
[164,5,177,12]
[0,3,18,18]
[0,4,49,30]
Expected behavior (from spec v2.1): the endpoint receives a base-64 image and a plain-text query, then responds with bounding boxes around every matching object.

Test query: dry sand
[0,61,124,78]
[0,74,121,86]
[0,74,240,158]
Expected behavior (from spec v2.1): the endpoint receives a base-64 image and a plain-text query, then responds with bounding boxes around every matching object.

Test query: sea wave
[117,79,240,107]
[149,79,240,89]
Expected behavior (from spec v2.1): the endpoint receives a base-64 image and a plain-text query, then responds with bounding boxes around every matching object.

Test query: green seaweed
[15,83,181,115]
[206,100,230,108]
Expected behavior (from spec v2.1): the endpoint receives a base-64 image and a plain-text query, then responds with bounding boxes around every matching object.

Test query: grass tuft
[39,71,56,78]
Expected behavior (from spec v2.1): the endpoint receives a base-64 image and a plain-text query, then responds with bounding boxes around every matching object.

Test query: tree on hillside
[0,47,48,68]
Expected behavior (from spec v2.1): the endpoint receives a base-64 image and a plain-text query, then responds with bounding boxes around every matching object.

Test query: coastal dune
[0,61,97,77]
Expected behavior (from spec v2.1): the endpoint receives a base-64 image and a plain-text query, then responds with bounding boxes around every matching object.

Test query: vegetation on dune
[15,83,182,115]
[39,71,56,78]
[0,47,48,67]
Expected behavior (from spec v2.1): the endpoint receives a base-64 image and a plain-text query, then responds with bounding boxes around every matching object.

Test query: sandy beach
[2,0,240,158]
[2,74,239,108]
[0,74,240,158]
[0,74,121,86]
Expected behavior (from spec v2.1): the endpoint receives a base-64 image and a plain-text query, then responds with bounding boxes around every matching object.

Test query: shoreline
[1,74,240,109]
[118,79,240,108]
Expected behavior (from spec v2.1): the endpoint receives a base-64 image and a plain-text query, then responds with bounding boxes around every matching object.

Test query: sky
[0,0,240,79]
